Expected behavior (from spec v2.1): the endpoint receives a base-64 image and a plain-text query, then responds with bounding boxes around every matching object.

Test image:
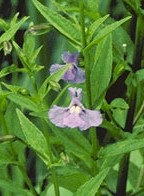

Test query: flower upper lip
[49,51,85,83]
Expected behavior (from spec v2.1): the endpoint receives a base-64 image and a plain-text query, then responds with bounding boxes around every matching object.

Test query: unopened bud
[3,41,12,55]
[18,88,30,96]
[28,23,52,35]
[49,80,61,92]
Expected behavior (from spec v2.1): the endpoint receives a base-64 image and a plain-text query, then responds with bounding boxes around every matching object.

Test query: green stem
[29,74,38,94]
[90,127,100,176]
[80,0,87,49]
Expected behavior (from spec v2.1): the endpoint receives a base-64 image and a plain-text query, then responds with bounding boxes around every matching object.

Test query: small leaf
[16,109,50,166]
[87,14,109,42]
[110,98,129,109]
[135,68,144,83]
[32,0,81,47]
[85,16,131,51]
[74,168,110,196]
[0,135,17,144]
[0,64,25,78]
[38,64,69,99]
[0,16,29,45]
[112,108,127,128]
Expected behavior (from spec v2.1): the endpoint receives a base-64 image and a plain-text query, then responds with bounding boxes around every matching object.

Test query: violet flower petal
[49,63,64,74]
[48,105,68,128]
[63,113,86,128]
[61,51,79,65]
[74,67,85,83]
[79,109,103,130]
[62,66,77,81]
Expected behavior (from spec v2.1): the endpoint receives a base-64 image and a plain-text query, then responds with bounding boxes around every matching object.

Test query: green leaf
[0,18,8,30]
[8,93,38,112]
[0,146,16,166]
[16,109,50,166]
[0,16,29,45]
[0,64,25,78]
[91,35,112,105]
[23,32,43,65]
[23,32,35,62]
[99,138,144,158]
[111,108,127,128]
[12,41,30,70]
[0,135,17,144]
[56,166,90,192]
[32,0,81,47]
[42,185,73,196]
[135,68,144,83]
[74,168,110,196]
[0,179,33,196]
[110,98,129,109]
[38,64,69,99]
[48,121,93,168]
[101,120,124,140]
[85,16,131,51]
[87,14,109,42]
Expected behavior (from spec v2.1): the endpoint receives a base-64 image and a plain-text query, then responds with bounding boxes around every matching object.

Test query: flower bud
[3,41,12,56]
[28,23,52,35]
[49,80,61,92]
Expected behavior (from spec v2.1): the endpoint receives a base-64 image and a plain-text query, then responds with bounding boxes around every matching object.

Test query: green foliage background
[0,0,144,196]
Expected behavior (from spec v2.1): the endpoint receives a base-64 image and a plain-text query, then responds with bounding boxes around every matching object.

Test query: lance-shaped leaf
[74,168,110,196]
[32,0,81,47]
[0,16,29,45]
[85,16,131,51]
[87,14,109,42]
[99,138,144,158]
[16,109,50,166]
[91,35,112,106]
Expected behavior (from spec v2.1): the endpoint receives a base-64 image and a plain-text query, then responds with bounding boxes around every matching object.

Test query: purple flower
[48,87,103,130]
[49,51,85,83]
